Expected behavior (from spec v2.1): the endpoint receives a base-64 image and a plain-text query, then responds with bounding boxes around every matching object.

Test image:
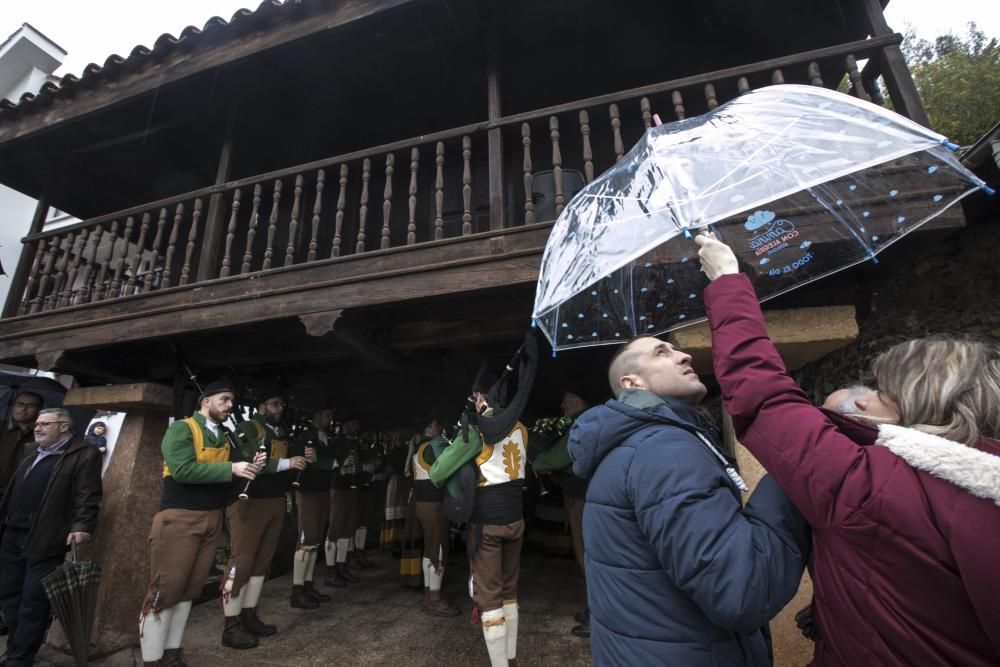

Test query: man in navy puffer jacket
[569,336,808,666]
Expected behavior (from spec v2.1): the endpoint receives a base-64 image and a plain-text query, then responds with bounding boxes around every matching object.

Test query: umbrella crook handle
[71,541,78,563]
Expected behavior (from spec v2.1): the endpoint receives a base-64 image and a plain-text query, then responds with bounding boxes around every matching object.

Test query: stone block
[62,383,173,411]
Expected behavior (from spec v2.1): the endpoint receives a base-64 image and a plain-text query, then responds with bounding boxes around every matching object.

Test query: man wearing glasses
[0,408,102,667]
[0,393,43,501]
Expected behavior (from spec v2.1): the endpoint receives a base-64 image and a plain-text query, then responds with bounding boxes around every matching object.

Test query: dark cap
[254,384,285,404]
[200,378,235,401]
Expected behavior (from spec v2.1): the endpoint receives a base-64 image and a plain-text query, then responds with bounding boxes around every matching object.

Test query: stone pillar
[62,383,173,656]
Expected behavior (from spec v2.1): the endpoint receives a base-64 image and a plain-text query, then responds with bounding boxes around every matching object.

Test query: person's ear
[620,375,641,391]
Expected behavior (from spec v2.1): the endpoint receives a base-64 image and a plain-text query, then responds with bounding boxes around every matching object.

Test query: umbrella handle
[71,541,78,563]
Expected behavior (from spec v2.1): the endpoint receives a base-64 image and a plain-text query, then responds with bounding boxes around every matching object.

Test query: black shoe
[239,608,277,637]
[161,647,189,667]
[304,581,331,602]
[355,550,375,568]
[574,607,589,624]
[571,623,590,638]
[290,585,320,609]
[349,551,372,570]
[324,569,347,588]
[222,616,258,649]
[339,563,361,583]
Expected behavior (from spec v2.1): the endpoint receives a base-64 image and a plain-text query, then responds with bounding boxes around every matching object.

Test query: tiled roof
[0,0,291,120]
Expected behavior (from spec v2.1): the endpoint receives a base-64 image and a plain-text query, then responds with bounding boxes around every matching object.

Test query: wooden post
[2,193,50,318]
[196,120,235,282]
[857,0,930,127]
[487,29,505,231]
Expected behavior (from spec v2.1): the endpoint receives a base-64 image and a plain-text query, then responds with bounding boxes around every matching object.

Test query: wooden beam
[669,304,859,375]
[486,25,505,231]
[0,0,420,145]
[196,111,236,282]
[856,0,930,127]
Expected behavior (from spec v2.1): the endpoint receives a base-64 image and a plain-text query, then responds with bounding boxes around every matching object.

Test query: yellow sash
[162,418,230,478]
[252,420,289,459]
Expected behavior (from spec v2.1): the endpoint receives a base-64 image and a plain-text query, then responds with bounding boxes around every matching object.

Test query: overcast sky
[4,0,1000,79]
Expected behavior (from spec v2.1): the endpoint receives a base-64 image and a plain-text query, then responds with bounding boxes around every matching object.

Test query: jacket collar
[617,389,703,430]
[876,424,1000,507]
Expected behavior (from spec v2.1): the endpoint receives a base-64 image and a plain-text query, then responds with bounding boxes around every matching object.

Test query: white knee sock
[504,601,519,659]
[355,527,368,551]
[293,549,308,586]
[223,588,244,617]
[336,538,350,563]
[164,600,192,650]
[427,561,444,592]
[422,557,432,589]
[324,539,336,567]
[305,550,318,582]
[481,608,508,667]
[243,575,265,609]
[139,605,174,661]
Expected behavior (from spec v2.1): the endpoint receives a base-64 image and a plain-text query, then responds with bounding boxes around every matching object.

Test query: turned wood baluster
[356,159,371,253]
[705,84,719,110]
[738,77,750,95]
[219,189,242,277]
[461,137,473,235]
[30,236,61,314]
[110,216,134,298]
[50,232,76,309]
[180,200,203,285]
[381,153,395,250]
[521,124,534,225]
[580,111,594,183]
[161,206,183,289]
[672,91,686,120]
[262,179,283,270]
[285,175,303,266]
[93,220,119,300]
[550,117,564,217]
[332,166,347,257]
[434,143,445,240]
[772,69,785,85]
[609,104,624,161]
[307,170,325,262]
[241,185,263,274]
[126,212,151,294]
[846,55,870,102]
[407,148,419,245]
[82,225,106,302]
[640,97,652,129]
[808,62,824,87]
[145,209,169,291]
[19,241,49,314]
[58,230,86,308]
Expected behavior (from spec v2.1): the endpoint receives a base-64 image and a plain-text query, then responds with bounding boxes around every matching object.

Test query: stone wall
[794,214,1000,399]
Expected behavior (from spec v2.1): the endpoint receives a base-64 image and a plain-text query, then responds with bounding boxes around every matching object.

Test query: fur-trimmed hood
[876,424,1000,508]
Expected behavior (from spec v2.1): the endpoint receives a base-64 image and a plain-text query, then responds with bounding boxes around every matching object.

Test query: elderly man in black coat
[0,408,102,667]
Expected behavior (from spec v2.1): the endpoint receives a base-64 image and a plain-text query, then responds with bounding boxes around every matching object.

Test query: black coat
[0,434,103,560]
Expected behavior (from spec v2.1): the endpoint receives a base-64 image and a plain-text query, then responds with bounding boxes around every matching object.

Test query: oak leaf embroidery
[502,441,522,480]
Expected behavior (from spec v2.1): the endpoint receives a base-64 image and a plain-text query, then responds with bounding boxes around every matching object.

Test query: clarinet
[239,438,270,501]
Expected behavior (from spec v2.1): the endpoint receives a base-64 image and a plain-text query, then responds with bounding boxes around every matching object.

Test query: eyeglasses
[34,421,68,429]
[264,400,286,408]
[14,402,41,409]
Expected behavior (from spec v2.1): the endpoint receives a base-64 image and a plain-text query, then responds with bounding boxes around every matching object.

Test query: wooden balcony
[0,33,951,370]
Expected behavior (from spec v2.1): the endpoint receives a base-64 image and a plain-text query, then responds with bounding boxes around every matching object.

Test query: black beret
[200,378,235,400]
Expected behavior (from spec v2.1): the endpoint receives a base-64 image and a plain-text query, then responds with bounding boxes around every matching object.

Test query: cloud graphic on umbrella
[745,210,776,231]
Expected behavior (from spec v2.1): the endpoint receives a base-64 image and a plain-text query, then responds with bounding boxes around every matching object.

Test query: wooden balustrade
[4,35,914,317]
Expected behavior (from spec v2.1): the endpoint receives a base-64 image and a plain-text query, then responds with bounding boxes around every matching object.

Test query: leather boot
[323,567,347,588]
[339,562,361,583]
[221,615,257,649]
[142,663,160,667]
[571,622,591,638]
[304,581,331,602]
[574,606,589,624]
[355,550,375,568]
[290,585,320,609]
[349,550,372,570]
[239,608,277,637]
[160,648,189,667]
[422,589,460,617]
[509,660,518,667]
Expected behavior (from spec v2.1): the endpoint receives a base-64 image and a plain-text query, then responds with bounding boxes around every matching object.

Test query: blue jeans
[0,528,63,665]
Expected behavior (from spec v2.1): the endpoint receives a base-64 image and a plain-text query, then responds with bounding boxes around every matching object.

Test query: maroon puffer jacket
[704,273,1000,667]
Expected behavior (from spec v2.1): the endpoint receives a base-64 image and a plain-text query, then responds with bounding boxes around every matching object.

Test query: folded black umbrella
[42,544,102,667]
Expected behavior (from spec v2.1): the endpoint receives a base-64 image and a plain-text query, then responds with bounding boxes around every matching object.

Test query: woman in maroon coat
[694,234,1000,666]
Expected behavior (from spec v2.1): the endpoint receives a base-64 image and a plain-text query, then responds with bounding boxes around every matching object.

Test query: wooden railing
[4,34,915,318]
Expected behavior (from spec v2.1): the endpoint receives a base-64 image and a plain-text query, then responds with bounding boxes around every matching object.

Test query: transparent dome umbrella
[531,84,993,352]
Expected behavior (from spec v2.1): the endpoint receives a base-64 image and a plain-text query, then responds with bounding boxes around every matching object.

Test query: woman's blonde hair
[871,335,1000,445]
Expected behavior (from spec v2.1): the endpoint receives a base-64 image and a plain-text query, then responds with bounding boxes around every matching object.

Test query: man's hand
[304,447,317,463]
[66,532,91,545]
[695,232,739,281]
[288,456,308,471]
[253,450,267,468]
[232,461,258,480]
